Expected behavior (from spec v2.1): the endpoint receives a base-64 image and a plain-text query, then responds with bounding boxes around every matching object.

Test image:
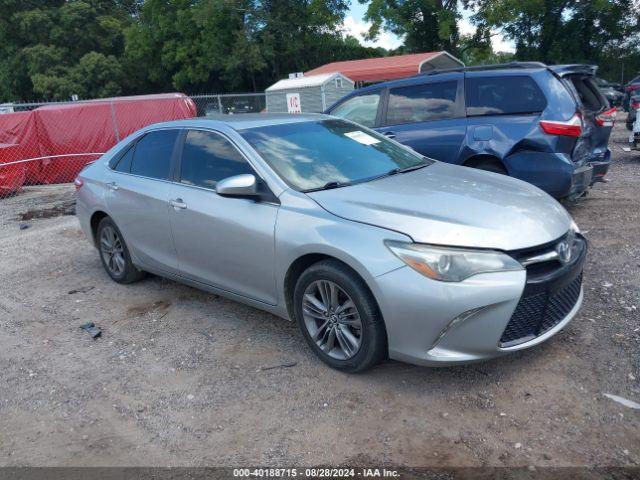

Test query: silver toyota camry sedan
[75,114,586,372]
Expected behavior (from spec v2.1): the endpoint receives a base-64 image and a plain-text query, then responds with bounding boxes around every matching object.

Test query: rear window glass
[565,77,605,111]
[386,81,458,124]
[130,130,179,180]
[466,76,546,116]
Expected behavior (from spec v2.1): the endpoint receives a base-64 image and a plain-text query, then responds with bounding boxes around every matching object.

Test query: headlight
[570,219,580,234]
[385,241,523,282]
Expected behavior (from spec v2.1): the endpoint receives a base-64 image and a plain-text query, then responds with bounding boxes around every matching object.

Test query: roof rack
[421,61,548,76]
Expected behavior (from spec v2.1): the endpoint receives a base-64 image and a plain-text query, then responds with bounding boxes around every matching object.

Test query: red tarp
[0,93,196,193]
[0,111,41,195]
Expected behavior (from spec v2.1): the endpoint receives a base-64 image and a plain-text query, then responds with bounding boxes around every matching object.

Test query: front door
[169,129,279,304]
[377,79,466,163]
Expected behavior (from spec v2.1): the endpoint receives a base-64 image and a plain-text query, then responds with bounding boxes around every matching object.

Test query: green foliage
[360,0,461,54]
[466,0,639,80]
[1,0,637,102]
[0,0,384,101]
[0,0,130,101]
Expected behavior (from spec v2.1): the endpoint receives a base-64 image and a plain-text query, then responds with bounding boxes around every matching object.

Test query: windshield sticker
[344,130,380,145]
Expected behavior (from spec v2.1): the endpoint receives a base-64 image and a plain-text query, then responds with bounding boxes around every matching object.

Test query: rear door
[553,66,615,165]
[105,129,181,274]
[377,77,466,163]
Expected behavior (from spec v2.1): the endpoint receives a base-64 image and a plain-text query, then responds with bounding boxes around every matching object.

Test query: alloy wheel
[302,280,363,360]
[100,225,125,276]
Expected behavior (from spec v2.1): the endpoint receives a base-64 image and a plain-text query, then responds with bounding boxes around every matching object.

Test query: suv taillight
[539,113,582,137]
[626,84,640,92]
[631,101,640,110]
[595,107,617,127]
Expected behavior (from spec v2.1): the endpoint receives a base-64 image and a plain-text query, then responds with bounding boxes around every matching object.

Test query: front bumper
[373,235,586,366]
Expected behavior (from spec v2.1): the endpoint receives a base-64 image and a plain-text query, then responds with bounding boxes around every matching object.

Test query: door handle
[106,181,119,191]
[169,198,187,210]
[383,131,396,139]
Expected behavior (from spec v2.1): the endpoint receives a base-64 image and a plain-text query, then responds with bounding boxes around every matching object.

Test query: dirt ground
[0,119,638,469]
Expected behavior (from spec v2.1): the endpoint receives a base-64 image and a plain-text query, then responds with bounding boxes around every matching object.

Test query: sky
[343,1,516,53]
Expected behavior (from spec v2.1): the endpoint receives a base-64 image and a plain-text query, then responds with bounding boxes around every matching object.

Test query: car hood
[306,162,572,251]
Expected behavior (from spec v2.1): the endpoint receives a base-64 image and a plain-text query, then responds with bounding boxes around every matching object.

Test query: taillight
[539,113,582,137]
[626,84,640,92]
[632,102,640,110]
[74,177,84,190]
[595,107,617,127]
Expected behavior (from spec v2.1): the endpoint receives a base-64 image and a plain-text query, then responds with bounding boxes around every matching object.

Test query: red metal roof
[306,52,450,82]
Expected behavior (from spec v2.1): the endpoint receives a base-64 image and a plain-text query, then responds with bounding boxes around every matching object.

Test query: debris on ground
[79,322,102,339]
[17,200,76,221]
[260,361,298,371]
[19,223,30,230]
[603,393,640,410]
[68,286,95,295]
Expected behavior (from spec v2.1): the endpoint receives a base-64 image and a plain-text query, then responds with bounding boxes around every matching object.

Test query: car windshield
[239,119,430,192]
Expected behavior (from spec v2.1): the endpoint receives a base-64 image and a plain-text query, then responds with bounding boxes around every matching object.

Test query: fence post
[217,95,223,114]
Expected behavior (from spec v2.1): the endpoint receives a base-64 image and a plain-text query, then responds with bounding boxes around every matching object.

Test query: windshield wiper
[397,163,430,173]
[382,162,430,178]
[303,180,351,193]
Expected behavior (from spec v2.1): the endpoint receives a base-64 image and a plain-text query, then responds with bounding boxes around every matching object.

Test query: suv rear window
[386,81,458,125]
[564,77,606,111]
[466,76,546,116]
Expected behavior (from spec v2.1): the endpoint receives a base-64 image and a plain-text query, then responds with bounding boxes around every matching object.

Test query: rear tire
[293,260,387,373]
[96,217,146,284]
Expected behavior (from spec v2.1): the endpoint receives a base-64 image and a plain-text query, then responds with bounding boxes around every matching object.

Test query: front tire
[293,260,387,372]
[96,217,146,284]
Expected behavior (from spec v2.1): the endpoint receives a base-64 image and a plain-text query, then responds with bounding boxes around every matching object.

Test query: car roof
[144,113,331,131]
[335,63,554,97]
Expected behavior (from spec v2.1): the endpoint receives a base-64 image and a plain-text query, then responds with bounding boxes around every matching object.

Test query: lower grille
[500,273,583,347]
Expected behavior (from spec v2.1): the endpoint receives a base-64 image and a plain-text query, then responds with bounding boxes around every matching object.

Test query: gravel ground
[0,119,638,468]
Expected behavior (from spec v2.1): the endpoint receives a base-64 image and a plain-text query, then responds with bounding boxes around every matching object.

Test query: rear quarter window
[466,76,547,116]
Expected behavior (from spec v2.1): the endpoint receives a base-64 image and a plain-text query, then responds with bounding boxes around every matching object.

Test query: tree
[466,0,640,71]
[358,0,461,54]
[0,0,131,101]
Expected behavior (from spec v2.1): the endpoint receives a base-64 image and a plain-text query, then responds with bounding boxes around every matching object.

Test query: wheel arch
[463,154,508,173]
[89,210,109,247]
[283,252,382,325]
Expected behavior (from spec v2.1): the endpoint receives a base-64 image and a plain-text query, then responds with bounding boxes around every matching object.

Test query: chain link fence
[0,93,266,201]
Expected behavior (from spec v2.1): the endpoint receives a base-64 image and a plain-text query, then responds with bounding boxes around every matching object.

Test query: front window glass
[180,130,254,189]
[330,93,380,127]
[240,119,430,192]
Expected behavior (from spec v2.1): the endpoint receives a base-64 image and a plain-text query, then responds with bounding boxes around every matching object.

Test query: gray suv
[75,114,586,372]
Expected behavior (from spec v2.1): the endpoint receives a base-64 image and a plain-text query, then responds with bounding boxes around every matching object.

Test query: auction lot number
[233,468,399,478]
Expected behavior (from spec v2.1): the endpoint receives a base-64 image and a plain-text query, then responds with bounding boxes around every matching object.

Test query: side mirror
[216,174,258,197]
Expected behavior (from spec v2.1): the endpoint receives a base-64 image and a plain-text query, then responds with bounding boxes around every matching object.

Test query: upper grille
[500,272,583,347]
